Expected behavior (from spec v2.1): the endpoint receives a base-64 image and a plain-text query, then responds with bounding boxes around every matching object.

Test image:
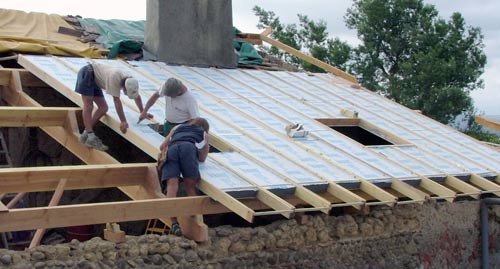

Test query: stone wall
[2,200,499,269]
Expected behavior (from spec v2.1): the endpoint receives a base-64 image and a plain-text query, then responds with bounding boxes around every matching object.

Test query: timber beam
[259,28,358,84]
[0,106,81,127]
[445,176,481,199]
[0,163,157,193]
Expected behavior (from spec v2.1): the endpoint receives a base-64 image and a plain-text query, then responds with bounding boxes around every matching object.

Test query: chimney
[145,0,237,68]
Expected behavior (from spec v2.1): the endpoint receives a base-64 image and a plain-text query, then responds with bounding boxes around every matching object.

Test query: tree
[252,6,352,72]
[345,0,486,124]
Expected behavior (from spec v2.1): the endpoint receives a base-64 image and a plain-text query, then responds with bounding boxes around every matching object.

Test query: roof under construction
[1,8,500,244]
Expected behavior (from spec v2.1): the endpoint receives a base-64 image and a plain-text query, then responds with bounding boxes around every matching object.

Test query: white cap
[125,78,139,99]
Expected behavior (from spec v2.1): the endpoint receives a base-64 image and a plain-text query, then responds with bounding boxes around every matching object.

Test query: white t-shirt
[91,62,129,97]
[159,86,199,123]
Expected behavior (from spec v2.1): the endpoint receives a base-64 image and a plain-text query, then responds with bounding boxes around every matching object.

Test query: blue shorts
[161,142,200,182]
[75,64,103,97]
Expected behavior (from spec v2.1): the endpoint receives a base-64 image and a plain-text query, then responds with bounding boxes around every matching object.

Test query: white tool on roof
[285,123,309,138]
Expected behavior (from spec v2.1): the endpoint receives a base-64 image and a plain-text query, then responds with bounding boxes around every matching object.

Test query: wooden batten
[198,180,255,222]
[391,179,428,204]
[327,183,365,210]
[0,163,156,193]
[469,174,500,197]
[475,116,500,132]
[315,118,361,126]
[259,28,357,84]
[0,201,8,212]
[360,180,397,206]
[0,107,81,127]
[419,177,456,202]
[445,176,481,199]
[29,178,67,248]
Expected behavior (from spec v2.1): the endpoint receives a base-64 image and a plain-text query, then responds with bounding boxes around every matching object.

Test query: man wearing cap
[139,77,199,136]
[75,62,150,151]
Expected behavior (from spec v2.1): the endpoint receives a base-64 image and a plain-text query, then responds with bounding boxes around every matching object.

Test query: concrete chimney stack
[145,0,237,68]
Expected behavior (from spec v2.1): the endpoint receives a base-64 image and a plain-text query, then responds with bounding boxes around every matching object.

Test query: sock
[87,132,96,139]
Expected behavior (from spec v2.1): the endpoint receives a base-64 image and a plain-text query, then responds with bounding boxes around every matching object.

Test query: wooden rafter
[29,178,67,248]
[0,163,156,193]
[391,179,428,204]
[259,28,358,84]
[419,177,456,202]
[0,195,310,233]
[0,106,81,127]
[475,116,500,131]
[445,176,481,199]
[469,174,500,197]
[360,180,398,206]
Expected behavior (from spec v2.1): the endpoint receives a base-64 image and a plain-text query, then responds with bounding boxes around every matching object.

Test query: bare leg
[184,178,199,196]
[90,96,108,127]
[165,178,179,223]
[81,96,95,132]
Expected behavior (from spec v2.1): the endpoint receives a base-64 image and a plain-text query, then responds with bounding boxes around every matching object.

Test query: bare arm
[113,96,128,133]
[139,92,160,121]
[198,133,209,162]
[160,125,178,152]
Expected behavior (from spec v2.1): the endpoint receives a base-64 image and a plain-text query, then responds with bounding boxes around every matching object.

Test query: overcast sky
[1,0,498,115]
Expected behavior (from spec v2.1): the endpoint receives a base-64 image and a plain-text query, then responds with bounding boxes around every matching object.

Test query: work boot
[170,223,182,236]
[85,135,109,151]
[79,130,88,144]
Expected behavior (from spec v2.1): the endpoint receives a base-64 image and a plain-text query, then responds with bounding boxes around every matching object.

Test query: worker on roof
[138,77,199,136]
[159,117,210,236]
[75,62,153,151]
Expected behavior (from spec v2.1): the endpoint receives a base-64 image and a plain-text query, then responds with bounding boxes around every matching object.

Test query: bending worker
[139,77,199,136]
[159,117,210,236]
[75,62,152,151]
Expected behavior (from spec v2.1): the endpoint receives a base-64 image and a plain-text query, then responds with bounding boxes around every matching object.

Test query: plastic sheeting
[77,18,145,58]
[0,9,103,58]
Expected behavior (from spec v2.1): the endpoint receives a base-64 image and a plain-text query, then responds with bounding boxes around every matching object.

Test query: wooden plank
[327,183,365,210]
[0,106,81,127]
[198,180,255,222]
[6,193,26,209]
[0,202,8,212]
[470,174,500,197]
[359,119,412,145]
[419,177,456,202]
[359,180,397,206]
[0,194,375,233]
[260,28,357,84]
[235,38,262,45]
[293,185,331,213]
[475,116,500,132]
[445,176,481,199]
[0,163,155,193]
[315,118,360,126]
[29,178,67,248]
[391,179,428,204]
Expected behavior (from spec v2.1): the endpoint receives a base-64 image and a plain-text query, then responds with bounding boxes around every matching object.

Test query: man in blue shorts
[75,62,152,151]
[159,117,209,236]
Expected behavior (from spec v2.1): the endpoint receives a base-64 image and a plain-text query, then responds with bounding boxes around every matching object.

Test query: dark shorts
[75,64,104,97]
[161,142,200,182]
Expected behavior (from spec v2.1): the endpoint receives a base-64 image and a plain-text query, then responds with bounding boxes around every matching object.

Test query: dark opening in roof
[330,126,393,146]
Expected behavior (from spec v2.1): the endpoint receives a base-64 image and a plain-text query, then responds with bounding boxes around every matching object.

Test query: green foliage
[252,6,352,72]
[252,1,486,125]
[345,0,486,124]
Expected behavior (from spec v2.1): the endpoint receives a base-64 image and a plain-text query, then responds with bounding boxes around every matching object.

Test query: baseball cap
[125,77,139,99]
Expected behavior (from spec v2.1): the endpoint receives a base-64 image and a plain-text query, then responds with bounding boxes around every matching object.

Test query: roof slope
[18,55,500,187]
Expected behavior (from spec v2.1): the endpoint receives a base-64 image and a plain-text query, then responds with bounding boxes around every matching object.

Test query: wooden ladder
[144,219,170,235]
